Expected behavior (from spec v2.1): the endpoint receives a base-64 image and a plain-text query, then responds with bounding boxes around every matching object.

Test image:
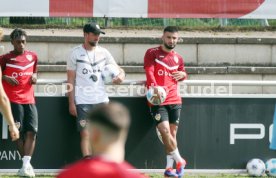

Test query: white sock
[170,148,183,163]
[166,154,174,169]
[22,156,31,168]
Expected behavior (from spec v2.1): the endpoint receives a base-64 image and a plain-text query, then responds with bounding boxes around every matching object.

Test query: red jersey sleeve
[144,49,157,88]
[33,53,38,73]
[177,55,187,81]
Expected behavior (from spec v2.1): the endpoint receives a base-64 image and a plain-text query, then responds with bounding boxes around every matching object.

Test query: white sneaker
[17,165,35,177]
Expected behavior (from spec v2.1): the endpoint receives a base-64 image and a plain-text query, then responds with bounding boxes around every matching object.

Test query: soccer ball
[246,158,266,177]
[146,86,167,105]
[266,158,276,176]
[101,64,120,84]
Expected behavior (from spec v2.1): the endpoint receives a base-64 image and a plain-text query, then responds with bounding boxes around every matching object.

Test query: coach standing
[67,23,125,157]
[0,28,38,177]
[144,26,188,177]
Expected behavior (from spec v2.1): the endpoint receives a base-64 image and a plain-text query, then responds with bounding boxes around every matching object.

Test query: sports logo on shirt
[158,69,172,77]
[174,56,179,63]
[26,55,33,61]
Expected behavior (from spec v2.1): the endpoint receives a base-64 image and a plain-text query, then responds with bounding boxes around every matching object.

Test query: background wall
[0,97,275,169]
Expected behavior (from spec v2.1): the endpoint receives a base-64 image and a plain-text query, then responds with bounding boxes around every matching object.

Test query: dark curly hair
[10,28,27,40]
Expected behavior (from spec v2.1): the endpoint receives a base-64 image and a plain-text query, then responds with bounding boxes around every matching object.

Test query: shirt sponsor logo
[82,68,89,75]
[157,69,172,77]
[12,71,33,78]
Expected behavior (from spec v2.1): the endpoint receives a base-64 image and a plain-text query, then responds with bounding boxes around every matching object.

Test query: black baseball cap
[83,23,105,35]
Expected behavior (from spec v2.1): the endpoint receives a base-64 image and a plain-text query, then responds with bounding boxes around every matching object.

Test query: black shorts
[149,104,182,126]
[11,103,38,134]
[76,103,106,131]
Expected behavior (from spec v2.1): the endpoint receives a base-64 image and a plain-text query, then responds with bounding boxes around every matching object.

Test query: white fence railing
[35,79,276,98]
[37,79,276,86]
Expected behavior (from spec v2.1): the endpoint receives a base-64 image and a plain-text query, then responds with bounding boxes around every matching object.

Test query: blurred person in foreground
[0,28,19,141]
[0,28,38,177]
[57,102,147,178]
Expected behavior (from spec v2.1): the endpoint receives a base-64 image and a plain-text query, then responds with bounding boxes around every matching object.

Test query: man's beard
[164,43,175,50]
[89,41,98,46]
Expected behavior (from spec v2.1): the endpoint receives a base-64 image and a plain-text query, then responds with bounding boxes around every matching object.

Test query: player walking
[0,28,38,177]
[67,23,125,157]
[0,28,19,141]
[144,26,187,177]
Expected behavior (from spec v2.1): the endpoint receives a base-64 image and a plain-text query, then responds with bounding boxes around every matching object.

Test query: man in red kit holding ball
[144,26,187,178]
[0,28,38,177]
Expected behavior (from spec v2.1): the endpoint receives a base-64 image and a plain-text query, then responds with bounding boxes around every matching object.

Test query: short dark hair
[10,28,27,40]
[88,102,130,132]
[163,26,179,33]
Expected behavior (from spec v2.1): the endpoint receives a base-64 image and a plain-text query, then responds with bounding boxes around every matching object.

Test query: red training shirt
[0,50,38,104]
[144,46,187,105]
[57,156,147,178]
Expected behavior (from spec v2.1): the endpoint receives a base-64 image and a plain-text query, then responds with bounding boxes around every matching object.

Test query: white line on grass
[0,169,247,175]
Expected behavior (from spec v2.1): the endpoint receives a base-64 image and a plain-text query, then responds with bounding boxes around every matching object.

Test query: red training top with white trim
[0,50,38,104]
[144,46,187,105]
